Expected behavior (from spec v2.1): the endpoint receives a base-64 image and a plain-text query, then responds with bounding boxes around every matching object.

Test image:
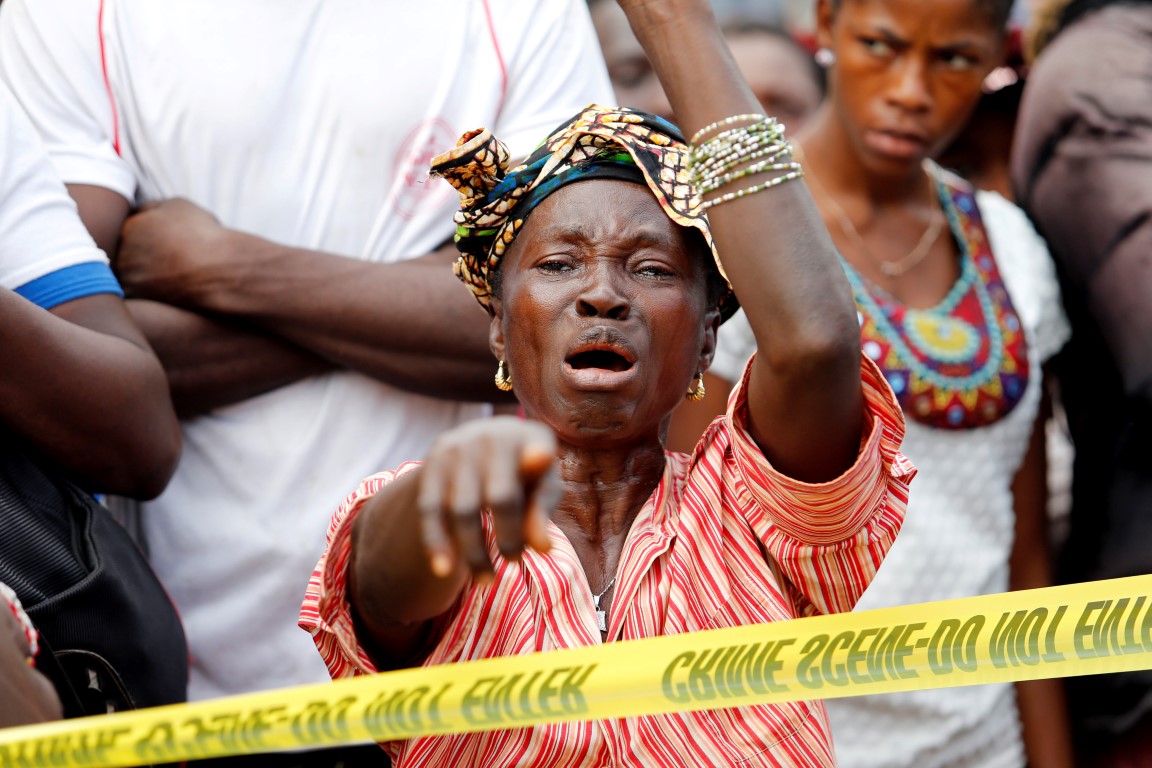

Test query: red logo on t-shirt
[391,117,456,221]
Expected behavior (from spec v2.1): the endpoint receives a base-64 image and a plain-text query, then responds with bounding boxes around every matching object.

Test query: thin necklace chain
[593,576,617,634]
[592,576,617,605]
[798,147,945,278]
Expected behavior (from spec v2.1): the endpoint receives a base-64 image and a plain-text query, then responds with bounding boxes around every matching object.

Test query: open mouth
[566,349,634,373]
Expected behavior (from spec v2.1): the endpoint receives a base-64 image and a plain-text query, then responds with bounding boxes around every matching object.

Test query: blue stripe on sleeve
[14,261,124,309]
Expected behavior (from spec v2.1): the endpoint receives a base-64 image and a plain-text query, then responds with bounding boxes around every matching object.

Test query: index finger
[518,430,559,554]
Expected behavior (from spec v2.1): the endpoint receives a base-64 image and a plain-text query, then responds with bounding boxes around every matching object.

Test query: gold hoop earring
[685,373,706,402]
[494,360,513,392]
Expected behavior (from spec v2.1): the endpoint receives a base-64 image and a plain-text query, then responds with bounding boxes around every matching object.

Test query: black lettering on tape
[754,639,794,694]
[867,625,905,682]
[1043,606,1067,662]
[846,628,881,684]
[928,619,960,675]
[514,672,544,720]
[489,675,524,723]
[955,615,984,672]
[711,645,745,699]
[462,677,499,726]
[365,683,454,737]
[662,641,795,704]
[461,665,595,727]
[1074,597,1152,659]
[135,722,179,764]
[662,652,695,704]
[289,697,355,746]
[1095,599,1130,657]
[688,649,722,701]
[893,623,926,679]
[821,632,855,687]
[0,727,132,768]
[1075,601,1106,658]
[1121,597,1147,654]
[797,634,829,689]
[992,609,1058,668]
[559,664,596,715]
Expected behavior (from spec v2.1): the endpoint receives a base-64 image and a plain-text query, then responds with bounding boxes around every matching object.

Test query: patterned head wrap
[430,104,735,319]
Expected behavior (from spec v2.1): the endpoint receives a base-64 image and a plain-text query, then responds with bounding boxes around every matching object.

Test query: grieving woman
[299,1,914,765]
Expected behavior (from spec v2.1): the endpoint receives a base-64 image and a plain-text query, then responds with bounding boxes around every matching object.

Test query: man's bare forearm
[126,300,335,418]
[116,201,507,401]
[0,291,180,498]
[213,236,506,400]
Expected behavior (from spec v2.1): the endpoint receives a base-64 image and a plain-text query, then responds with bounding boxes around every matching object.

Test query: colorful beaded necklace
[840,164,1030,430]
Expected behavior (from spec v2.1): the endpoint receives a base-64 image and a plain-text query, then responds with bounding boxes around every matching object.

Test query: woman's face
[491,179,718,447]
[817,0,1003,176]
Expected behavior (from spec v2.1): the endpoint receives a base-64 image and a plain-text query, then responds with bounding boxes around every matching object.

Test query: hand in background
[0,594,61,728]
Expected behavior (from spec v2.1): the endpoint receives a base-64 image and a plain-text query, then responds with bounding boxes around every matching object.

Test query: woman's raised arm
[620,0,863,482]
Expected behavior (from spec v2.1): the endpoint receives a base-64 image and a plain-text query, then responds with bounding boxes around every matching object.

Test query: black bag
[0,442,188,717]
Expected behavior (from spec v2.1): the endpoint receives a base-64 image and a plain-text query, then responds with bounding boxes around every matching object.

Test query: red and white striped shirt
[301,358,914,766]
[1,582,37,658]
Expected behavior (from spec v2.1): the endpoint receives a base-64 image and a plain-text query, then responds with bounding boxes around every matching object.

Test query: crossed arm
[69,185,505,418]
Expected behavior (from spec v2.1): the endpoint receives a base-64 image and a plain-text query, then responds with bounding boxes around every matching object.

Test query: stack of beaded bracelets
[688,113,803,209]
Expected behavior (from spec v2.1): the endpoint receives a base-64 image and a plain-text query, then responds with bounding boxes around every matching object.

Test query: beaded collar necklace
[840,163,1030,430]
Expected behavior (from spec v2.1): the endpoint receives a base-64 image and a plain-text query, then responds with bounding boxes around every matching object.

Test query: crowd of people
[0,0,1148,766]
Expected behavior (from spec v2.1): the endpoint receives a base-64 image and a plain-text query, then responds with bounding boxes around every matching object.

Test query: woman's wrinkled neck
[551,440,668,542]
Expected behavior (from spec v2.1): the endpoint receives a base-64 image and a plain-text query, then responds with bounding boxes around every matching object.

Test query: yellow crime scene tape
[3,574,1152,767]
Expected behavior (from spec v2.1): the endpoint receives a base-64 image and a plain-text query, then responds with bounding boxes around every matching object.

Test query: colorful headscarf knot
[430,104,733,317]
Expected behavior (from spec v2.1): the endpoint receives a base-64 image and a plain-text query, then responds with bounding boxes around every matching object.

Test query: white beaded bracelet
[689,113,768,145]
[700,169,806,209]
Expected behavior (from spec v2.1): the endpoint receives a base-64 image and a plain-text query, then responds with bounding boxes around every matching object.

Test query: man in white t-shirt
[0,0,614,720]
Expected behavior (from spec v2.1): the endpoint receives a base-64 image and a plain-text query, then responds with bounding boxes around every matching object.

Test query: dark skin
[67,185,504,419]
[670,0,999,449]
[813,6,1073,763]
[70,185,336,418]
[0,607,60,728]
[350,0,864,668]
[671,1,1074,763]
[804,0,1002,307]
[0,288,180,499]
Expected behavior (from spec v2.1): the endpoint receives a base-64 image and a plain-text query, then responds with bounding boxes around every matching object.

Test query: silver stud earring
[815,48,836,68]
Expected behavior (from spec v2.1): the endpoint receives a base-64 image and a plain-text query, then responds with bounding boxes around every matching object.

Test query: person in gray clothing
[1012,1,1152,764]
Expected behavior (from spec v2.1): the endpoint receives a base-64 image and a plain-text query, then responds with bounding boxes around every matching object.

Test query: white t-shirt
[0,81,119,307]
[0,0,613,701]
[711,191,1070,767]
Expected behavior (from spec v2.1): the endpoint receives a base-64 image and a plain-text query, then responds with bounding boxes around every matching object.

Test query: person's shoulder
[974,189,1069,353]
[974,189,1049,259]
[973,188,1031,231]
[1030,5,1152,97]
[933,168,1045,265]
